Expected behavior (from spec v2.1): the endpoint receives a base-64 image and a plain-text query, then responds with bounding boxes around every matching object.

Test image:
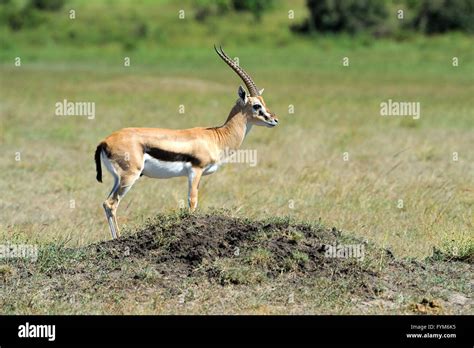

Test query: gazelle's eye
[253,104,261,110]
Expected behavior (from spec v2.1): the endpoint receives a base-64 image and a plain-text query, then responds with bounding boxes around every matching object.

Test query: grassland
[0,0,473,314]
[1,212,472,314]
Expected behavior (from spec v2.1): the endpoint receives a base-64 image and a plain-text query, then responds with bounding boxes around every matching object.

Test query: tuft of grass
[431,239,474,263]
[283,251,310,271]
[283,229,306,244]
[132,266,161,284]
[36,244,86,274]
[246,248,274,268]
[210,258,266,285]
[0,264,16,282]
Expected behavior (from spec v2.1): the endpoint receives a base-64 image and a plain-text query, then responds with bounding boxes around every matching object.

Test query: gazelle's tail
[94,143,104,183]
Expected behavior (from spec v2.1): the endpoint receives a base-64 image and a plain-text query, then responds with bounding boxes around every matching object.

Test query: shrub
[231,0,275,21]
[0,0,44,31]
[407,0,474,34]
[297,0,389,34]
[194,0,274,22]
[194,0,231,22]
[29,0,65,12]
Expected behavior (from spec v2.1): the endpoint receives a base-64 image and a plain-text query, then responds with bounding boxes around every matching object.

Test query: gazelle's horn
[214,45,259,97]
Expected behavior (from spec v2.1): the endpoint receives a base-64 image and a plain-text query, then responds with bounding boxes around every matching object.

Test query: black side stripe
[144,146,201,166]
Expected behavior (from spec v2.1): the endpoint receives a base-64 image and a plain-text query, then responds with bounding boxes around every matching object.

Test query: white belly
[142,153,191,178]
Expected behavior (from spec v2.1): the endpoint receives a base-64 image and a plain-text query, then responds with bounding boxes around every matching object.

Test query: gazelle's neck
[214,103,250,150]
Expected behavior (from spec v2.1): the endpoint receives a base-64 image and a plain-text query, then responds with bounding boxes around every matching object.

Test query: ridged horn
[214,45,259,97]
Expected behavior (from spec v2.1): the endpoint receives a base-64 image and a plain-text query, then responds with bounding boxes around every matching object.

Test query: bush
[194,0,274,22]
[29,0,65,11]
[0,0,44,31]
[408,0,474,34]
[300,0,389,34]
[194,0,231,22]
[231,0,275,21]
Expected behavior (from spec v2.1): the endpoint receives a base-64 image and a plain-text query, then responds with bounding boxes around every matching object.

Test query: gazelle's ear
[238,85,247,103]
[259,88,264,95]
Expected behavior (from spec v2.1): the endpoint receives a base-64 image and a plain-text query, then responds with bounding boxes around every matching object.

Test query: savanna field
[0,0,473,314]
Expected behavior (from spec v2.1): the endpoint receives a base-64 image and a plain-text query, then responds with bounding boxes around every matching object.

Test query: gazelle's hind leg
[102,161,120,239]
[103,201,117,239]
[104,173,140,238]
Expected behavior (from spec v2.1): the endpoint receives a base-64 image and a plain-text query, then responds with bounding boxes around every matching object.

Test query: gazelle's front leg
[187,167,203,212]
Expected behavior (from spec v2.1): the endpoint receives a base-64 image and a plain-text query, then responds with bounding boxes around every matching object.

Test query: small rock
[448,292,468,306]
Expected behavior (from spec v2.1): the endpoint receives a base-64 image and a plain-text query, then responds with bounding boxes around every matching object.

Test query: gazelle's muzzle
[266,113,279,127]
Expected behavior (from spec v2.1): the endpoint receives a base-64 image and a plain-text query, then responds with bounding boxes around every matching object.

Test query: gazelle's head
[215,45,279,128]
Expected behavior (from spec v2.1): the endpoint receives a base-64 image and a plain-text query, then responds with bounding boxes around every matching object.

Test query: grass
[2,34,473,258]
[1,212,471,314]
[0,0,473,314]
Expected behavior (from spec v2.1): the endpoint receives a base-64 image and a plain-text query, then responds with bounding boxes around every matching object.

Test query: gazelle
[94,46,279,239]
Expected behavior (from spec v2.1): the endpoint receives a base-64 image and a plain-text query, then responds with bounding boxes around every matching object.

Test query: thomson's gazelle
[95,46,279,239]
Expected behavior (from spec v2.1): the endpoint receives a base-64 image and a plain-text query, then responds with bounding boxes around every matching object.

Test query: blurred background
[0,0,473,259]
[1,0,473,58]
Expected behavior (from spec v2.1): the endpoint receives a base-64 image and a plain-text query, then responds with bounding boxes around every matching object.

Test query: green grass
[1,1,473,263]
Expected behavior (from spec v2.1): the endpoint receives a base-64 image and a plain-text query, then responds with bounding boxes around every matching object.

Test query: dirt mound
[2,212,472,314]
[92,213,373,285]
